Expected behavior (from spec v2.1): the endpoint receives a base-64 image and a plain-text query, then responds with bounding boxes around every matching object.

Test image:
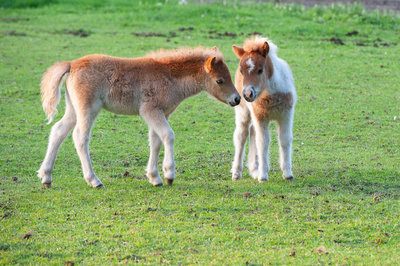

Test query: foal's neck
[165,57,208,98]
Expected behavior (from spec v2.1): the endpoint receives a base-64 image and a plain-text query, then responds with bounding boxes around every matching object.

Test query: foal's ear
[232,45,245,58]
[260,41,270,57]
[211,46,218,52]
[205,56,217,73]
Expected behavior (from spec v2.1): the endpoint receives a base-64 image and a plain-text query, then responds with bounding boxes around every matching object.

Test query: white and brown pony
[231,37,296,182]
[38,47,240,188]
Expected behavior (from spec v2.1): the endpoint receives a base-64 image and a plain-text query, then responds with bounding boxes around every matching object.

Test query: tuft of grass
[1,0,399,264]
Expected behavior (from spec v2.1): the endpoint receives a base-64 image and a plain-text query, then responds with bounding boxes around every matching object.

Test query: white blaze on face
[246,58,255,74]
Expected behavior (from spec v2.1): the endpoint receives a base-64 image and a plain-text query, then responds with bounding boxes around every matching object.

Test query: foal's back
[68,54,193,116]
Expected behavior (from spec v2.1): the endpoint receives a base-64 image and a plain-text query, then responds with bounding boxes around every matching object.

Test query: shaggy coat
[38,47,240,188]
[231,37,297,182]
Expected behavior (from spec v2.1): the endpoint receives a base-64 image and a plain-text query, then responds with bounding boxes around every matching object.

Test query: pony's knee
[279,135,293,148]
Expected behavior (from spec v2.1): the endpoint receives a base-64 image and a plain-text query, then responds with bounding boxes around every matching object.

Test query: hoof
[95,183,105,189]
[258,178,268,183]
[284,176,294,182]
[43,183,51,188]
[154,183,164,187]
[232,172,241,181]
[165,178,174,186]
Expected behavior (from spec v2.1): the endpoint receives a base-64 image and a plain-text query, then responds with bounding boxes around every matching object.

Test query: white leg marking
[141,108,175,186]
[253,119,270,182]
[38,92,76,185]
[278,110,294,180]
[72,101,103,188]
[146,128,163,186]
[247,124,258,179]
[231,106,251,181]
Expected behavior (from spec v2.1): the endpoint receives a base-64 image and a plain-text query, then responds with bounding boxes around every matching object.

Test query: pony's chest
[251,91,294,120]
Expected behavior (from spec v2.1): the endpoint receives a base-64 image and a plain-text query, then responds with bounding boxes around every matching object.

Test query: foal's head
[232,37,274,102]
[204,53,240,107]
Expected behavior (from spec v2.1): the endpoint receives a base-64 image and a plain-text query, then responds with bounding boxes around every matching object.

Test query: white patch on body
[246,58,255,74]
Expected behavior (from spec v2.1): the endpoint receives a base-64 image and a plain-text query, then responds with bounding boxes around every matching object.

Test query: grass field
[1,0,400,264]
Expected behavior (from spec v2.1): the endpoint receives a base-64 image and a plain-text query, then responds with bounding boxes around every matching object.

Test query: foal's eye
[258,69,263,75]
[216,79,224,84]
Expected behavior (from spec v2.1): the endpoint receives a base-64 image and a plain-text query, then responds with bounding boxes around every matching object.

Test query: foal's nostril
[243,87,256,102]
[249,90,254,99]
[234,95,241,105]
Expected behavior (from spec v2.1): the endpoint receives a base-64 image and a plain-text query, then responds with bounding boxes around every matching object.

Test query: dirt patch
[1,17,29,22]
[132,32,166,37]
[328,37,345,45]
[178,27,194,31]
[345,30,359,36]
[3,30,26,36]
[22,231,33,239]
[63,29,90,37]
[51,29,90,37]
[324,32,398,47]
[208,30,237,39]
[247,31,263,36]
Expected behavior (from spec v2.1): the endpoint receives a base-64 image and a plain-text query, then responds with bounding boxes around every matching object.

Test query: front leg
[277,110,294,181]
[253,119,270,183]
[231,106,251,180]
[247,124,258,179]
[141,107,175,186]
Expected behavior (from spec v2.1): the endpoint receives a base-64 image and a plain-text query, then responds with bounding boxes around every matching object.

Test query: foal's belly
[103,103,140,116]
[103,85,141,115]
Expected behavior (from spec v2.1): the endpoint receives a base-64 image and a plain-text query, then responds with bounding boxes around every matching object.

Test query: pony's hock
[38,47,239,188]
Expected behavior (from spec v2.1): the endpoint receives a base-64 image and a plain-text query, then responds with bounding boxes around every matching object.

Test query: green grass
[1,0,400,264]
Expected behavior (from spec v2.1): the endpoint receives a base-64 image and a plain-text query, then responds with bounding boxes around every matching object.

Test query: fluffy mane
[145,46,223,63]
[243,36,278,57]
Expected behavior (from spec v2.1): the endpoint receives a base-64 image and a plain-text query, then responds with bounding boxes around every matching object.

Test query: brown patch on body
[253,91,293,121]
[265,55,274,79]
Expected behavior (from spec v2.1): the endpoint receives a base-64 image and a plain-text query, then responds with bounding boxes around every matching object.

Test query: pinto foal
[38,47,240,188]
[231,37,296,182]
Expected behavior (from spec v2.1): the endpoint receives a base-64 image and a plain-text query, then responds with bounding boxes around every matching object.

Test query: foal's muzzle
[243,86,257,102]
[228,94,241,106]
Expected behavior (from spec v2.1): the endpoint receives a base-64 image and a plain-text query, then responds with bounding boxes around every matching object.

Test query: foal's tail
[40,61,71,124]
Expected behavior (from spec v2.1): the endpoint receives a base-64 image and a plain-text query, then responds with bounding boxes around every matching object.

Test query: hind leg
[146,128,163,186]
[38,91,76,187]
[72,100,103,188]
